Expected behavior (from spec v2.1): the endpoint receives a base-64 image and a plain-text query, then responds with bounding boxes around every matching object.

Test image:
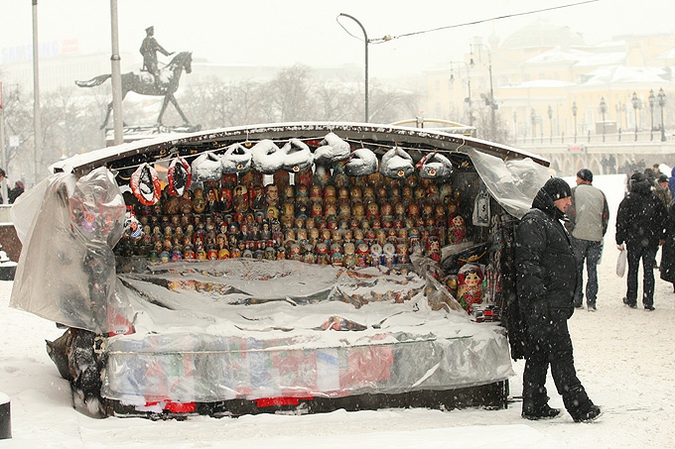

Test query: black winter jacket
[515,188,578,320]
[616,179,667,249]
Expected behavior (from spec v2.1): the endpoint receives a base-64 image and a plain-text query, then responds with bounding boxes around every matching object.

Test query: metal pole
[0,85,7,203]
[110,0,124,145]
[32,0,41,185]
[338,14,369,123]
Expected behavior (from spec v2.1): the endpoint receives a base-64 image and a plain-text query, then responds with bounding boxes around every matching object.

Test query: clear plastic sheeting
[97,259,513,404]
[10,168,134,335]
[468,148,551,219]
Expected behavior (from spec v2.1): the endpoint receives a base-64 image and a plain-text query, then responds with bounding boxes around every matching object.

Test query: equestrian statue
[76,26,196,130]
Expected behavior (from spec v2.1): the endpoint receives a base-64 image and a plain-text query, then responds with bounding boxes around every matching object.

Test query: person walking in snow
[659,196,675,293]
[515,177,601,422]
[565,169,609,311]
[615,171,667,311]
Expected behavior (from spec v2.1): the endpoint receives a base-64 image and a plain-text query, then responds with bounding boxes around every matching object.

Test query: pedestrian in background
[565,169,609,311]
[516,177,601,422]
[654,173,671,207]
[8,180,24,204]
[616,171,667,311]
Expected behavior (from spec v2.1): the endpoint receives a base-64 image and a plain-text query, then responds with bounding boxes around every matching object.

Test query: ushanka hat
[543,177,572,200]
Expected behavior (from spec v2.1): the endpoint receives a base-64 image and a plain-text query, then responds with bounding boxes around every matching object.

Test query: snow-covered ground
[1,173,674,448]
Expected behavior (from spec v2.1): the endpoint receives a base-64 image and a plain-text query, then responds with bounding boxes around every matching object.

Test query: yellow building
[423,20,675,144]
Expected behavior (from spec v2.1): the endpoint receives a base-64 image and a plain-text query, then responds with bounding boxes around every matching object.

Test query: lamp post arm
[338,13,369,122]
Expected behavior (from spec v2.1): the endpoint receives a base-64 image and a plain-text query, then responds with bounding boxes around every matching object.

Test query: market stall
[10,122,550,418]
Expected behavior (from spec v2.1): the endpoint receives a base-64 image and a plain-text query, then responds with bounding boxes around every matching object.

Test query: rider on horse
[140,26,173,83]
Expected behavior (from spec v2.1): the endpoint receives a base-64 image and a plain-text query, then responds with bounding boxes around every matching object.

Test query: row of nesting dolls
[147,235,439,268]
[127,210,467,259]
[134,177,460,222]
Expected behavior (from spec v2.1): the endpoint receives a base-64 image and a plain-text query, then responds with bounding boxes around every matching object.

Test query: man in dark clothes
[616,171,667,310]
[515,177,601,422]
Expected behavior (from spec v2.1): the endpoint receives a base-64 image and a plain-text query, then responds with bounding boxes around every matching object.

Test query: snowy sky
[1,0,674,78]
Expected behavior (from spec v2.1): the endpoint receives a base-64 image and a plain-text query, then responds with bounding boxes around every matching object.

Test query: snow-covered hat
[543,177,572,200]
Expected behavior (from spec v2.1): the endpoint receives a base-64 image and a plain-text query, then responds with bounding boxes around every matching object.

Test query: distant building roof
[579,65,669,85]
[501,19,587,50]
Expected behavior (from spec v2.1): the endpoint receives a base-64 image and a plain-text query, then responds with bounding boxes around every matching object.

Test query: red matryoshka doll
[448,213,467,245]
[366,202,379,220]
[218,247,231,259]
[295,167,313,188]
[310,202,323,218]
[356,242,369,267]
[289,243,302,260]
[221,173,238,189]
[219,187,233,213]
[381,202,393,220]
[426,236,441,262]
[183,244,196,260]
[309,184,323,203]
[457,264,484,313]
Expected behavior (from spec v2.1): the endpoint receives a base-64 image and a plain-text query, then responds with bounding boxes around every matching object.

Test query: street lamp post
[599,97,607,142]
[658,88,667,142]
[631,92,639,142]
[531,108,536,144]
[471,44,497,140]
[338,13,370,123]
[649,89,655,141]
[572,101,578,143]
[547,105,553,143]
[513,111,517,144]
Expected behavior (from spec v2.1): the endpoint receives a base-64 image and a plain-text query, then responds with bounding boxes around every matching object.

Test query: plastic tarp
[468,148,551,219]
[103,259,513,404]
[10,167,134,335]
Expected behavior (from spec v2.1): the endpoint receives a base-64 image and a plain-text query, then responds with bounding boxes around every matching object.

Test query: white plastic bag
[616,244,627,277]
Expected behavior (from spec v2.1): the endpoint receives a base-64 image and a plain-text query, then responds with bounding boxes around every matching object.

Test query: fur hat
[658,173,669,183]
[543,177,572,201]
[576,168,593,183]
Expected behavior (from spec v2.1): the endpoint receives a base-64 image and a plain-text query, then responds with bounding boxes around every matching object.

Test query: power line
[368,0,599,44]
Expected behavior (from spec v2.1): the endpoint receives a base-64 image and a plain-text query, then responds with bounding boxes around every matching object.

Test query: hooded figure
[514,177,601,422]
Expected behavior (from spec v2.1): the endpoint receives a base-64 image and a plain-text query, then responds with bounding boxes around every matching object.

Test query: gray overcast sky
[1,0,674,79]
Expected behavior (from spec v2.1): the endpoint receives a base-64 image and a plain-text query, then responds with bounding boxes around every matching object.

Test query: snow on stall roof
[50,122,549,175]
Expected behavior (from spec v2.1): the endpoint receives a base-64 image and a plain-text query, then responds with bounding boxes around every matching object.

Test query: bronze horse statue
[76,51,194,129]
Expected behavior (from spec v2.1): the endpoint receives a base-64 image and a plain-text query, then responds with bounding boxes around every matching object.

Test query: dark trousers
[523,311,590,416]
[626,244,658,307]
[572,238,602,308]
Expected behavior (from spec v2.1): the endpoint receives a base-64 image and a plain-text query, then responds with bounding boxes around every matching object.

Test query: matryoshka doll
[369,243,383,267]
[315,242,329,265]
[448,213,467,245]
[218,247,231,259]
[356,242,369,267]
[426,236,441,262]
[219,187,233,212]
[193,188,206,214]
[457,263,484,313]
[265,184,280,208]
[233,185,249,213]
[309,184,323,203]
[179,190,193,215]
[343,242,356,268]
[382,242,396,268]
[249,184,266,211]
[183,244,196,260]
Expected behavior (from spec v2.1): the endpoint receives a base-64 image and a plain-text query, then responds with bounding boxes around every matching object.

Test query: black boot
[522,403,561,420]
[572,404,602,422]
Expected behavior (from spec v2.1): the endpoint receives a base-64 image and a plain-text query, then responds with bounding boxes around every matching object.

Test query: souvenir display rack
[12,122,550,418]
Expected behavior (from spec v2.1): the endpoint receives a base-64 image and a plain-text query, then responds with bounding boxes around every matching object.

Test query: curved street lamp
[631,92,640,142]
[337,13,369,123]
[572,101,578,143]
[658,88,667,142]
[599,97,607,142]
[649,89,656,141]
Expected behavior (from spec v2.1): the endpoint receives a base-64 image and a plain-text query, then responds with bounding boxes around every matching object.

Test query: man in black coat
[616,171,667,310]
[516,177,601,422]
